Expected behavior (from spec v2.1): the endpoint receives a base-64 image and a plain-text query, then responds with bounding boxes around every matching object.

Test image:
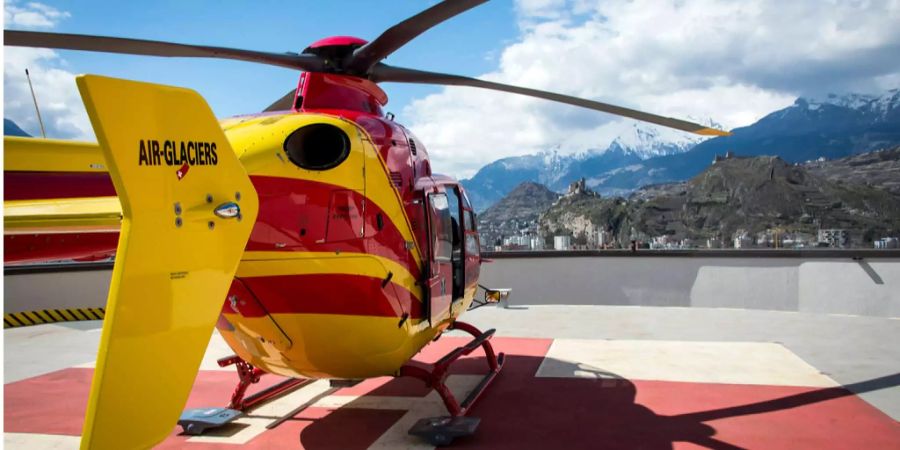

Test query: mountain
[4,119,30,137]
[460,120,713,211]
[478,182,560,246]
[539,154,900,248]
[596,118,718,160]
[591,89,900,192]
[480,182,561,224]
[463,88,900,211]
[460,149,575,212]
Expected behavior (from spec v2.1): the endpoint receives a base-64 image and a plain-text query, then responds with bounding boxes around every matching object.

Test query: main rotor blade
[346,0,487,74]
[264,89,298,112]
[4,30,325,72]
[371,64,730,136]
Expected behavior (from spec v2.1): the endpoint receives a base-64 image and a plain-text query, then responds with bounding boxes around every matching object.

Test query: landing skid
[178,322,505,445]
[401,321,505,446]
[178,407,242,436]
[177,355,312,435]
[217,355,314,411]
[408,416,481,447]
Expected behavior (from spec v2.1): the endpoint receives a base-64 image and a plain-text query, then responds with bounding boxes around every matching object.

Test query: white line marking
[186,380,335,445]
[4,432,80,449]
[75,331,235,371]
[537,339,838,387]
[185,374,483,449]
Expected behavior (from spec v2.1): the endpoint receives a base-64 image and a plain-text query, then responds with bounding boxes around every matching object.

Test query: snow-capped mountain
[602,118,719,160]
[460,149,579,211]
[493,146,576,188]
[772,89,900,127]
[802,89,899,117]
[589,88,900,193]
[872,89,900,117]
[460,121,711,211]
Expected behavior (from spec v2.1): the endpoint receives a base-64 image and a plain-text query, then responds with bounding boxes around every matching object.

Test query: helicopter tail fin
[75,75,258,450]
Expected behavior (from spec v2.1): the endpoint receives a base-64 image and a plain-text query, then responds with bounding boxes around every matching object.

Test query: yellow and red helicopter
[3,0,728,448]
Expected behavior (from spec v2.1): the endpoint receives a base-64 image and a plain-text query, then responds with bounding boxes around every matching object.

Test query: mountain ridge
[460,119,711,211]
[461,88,900,211]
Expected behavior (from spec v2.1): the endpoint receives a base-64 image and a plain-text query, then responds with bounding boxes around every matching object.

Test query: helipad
[5,304,899,449]
[5,253,900,448]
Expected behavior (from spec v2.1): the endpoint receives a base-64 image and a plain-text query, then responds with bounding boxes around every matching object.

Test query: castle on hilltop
[712,150,736,164]
[565,177,595,197]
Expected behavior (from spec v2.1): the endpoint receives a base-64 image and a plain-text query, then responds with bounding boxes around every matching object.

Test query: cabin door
[426,192,453,325]
[444,187,465,304]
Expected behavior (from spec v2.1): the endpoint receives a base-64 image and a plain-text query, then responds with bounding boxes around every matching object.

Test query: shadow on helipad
[299,354,900,450]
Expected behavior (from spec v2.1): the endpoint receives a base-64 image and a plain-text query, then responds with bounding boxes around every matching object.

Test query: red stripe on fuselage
[247,176,420,280]
[4,172,116,200]
[236,273,422,319]
[4,232,119,264]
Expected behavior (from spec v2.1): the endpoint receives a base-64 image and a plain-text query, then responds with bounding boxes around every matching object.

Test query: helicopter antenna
[24,68,46,138]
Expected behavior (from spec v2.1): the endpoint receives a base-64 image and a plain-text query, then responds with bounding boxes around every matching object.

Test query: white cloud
[515,0,568,20]
[3,1,91,140]
[4,48,94,139]
[404,0,900,178]
[4,1,70,28]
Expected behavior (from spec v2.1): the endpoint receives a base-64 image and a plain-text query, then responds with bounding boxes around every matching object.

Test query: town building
[875,237,899,249]
[502,235,530,249]
[554,235,571,250]
[597,228,613,248]
[734,230,753,249]
[818,229,849,248]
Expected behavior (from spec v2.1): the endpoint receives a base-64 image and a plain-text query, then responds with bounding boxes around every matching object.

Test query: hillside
[806,145,900,195]
[539,155,900,247]
[478,182,560,247]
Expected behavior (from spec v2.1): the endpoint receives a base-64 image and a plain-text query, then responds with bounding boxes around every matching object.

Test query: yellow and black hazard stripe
[4,307,105,328]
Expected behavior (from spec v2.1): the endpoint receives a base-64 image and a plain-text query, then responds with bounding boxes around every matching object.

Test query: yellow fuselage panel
[223,112,423,266]
[220,285,478,380]
[219,314,437,379]
[4,196,121,234]
[4,136,106,172]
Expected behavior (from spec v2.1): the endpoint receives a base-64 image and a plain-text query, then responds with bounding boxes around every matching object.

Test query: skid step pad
[408,416,480,446]
[178,407,242,435]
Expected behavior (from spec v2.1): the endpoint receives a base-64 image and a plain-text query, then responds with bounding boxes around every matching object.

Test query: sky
[4,0,900,178]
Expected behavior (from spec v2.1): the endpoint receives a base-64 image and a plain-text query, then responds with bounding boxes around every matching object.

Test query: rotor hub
[306,36,367,50]
[302,36,369,74]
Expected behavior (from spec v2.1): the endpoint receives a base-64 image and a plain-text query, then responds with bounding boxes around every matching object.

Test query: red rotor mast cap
[306,36,368,49]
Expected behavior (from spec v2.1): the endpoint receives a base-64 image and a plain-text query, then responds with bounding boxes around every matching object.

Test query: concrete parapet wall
[479,256,900,318]
[4,268,112,313]
[4,254,900,318]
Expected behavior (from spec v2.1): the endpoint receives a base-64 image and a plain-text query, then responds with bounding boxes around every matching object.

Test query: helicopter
[3,0,729,448]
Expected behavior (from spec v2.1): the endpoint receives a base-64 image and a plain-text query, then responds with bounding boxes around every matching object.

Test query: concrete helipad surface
[5,305,900,449]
